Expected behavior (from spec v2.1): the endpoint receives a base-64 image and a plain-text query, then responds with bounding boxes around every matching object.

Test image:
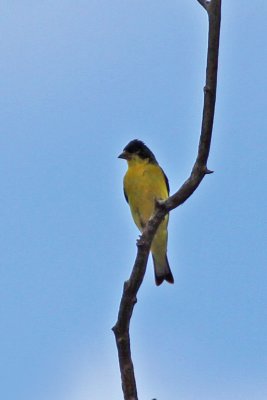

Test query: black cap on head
[123,139,157,163]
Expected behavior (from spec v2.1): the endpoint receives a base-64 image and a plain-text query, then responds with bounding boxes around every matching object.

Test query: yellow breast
[124,160,169,230]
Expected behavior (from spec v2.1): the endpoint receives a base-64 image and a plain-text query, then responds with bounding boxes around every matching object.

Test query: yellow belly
[123,162,169,231]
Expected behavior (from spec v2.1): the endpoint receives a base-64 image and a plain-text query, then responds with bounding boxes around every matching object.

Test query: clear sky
[1,1,267,399]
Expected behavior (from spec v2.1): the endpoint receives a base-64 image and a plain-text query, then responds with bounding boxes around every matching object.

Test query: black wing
[123,187,129,203]
[161,168,170,195]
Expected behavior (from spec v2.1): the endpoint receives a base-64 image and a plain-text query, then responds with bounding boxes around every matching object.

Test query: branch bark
[113,1,222,399]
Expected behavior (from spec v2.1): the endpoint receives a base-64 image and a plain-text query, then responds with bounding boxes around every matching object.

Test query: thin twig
[113,1,222,399]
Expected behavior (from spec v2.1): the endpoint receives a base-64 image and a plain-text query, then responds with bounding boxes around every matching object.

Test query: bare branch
[113,1,222,399]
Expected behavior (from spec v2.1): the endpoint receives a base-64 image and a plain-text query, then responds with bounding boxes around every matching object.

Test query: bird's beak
[118,151,129,160]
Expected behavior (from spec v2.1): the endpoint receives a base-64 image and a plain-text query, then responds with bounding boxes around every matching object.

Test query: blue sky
[1,1,267,399]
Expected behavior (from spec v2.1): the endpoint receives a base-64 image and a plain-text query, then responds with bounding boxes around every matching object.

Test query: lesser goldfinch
[118,139,174,286]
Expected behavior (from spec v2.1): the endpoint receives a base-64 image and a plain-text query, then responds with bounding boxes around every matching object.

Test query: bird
[118,139,174,286]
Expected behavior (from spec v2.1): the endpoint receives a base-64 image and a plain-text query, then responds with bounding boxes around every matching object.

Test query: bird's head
[118,139,157,164]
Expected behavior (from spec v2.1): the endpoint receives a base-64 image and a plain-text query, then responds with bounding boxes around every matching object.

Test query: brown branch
[112,1,222,399]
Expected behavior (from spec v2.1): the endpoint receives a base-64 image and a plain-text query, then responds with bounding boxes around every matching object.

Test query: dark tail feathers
[153,254,174,286]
